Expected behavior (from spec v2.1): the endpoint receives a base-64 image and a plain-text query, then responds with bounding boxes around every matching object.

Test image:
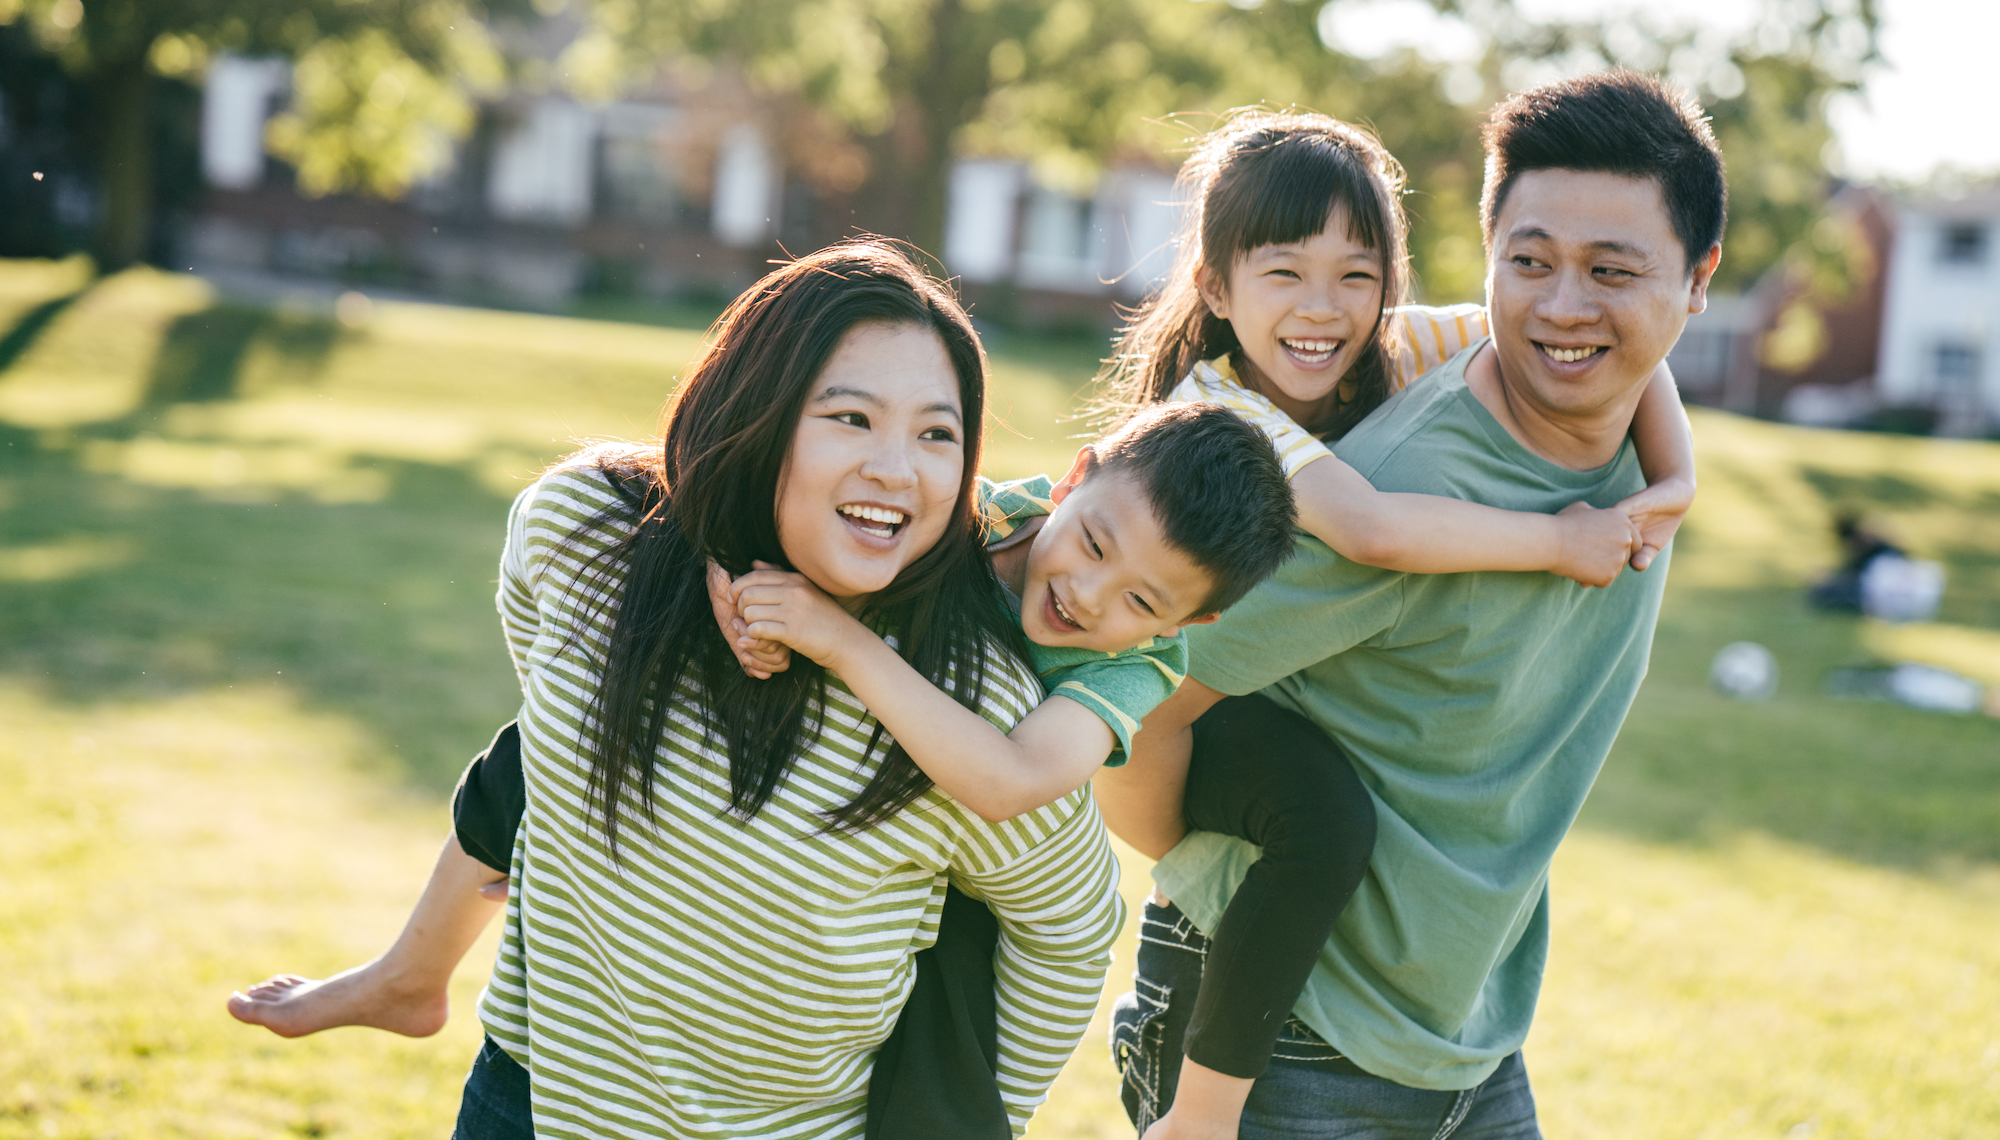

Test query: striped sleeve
[1165,359,1332,479]
[1386,303,1489,390]
[950,792,1125,1136]
[498,483,541,689]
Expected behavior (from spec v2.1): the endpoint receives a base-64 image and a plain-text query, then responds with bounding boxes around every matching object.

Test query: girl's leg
[1154,693,1377,1133]
[227,832,505,1038]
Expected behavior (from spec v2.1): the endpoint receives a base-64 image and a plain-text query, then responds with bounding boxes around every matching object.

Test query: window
[594,103,681,226]
[1939,222,1987,266]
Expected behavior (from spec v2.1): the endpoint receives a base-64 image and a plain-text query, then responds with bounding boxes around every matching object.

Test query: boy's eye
[1082,525,1102,559]
[1130,593,1157,617]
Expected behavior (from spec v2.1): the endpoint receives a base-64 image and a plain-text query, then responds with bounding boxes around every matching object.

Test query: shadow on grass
[0,420,523,794]
[144,303,341,405]
[0,284,92,375]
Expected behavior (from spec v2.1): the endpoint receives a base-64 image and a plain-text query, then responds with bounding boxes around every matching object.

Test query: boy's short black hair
[1091,402,1295,616]
[1480,70,1727,275]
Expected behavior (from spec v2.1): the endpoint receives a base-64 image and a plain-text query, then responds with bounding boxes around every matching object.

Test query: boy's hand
[707,559,791,678]
[1614,475,1695,571]
[731,561,862,670]
[1552,501,1641,588]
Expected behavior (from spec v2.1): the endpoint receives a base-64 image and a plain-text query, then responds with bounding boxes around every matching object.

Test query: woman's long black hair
[1094,110,1411,442]
[558,240,1027,852]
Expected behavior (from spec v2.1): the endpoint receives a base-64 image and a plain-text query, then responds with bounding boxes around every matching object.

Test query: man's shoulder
[1332,347,1486,483]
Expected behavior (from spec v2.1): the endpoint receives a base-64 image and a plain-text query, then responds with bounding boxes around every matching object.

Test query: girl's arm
[730,563,1116,822]
[1619,365,1697,571]
[1294,360,1694,586]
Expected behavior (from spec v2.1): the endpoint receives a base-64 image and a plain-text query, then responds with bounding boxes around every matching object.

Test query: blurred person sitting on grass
[1098,70,1724,1140]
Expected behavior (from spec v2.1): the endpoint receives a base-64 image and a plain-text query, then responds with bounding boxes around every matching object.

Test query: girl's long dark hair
[1095,111,1411,441]
[560,240,1026,852]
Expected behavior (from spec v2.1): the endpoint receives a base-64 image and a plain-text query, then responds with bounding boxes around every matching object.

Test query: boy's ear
[1194,266,1230,321]
[1049,446,1099,505]
[1160,612,1222,637]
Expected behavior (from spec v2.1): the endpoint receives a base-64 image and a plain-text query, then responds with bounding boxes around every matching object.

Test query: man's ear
[1160,612,1222,637]
[1049,446,1098,505]
[1194,266,1230,321]
[1688,244,1722,315]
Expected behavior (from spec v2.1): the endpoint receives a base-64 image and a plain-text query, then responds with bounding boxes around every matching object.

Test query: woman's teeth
[838,504,907,536]
[1540,344,1606,364]
[1282,338,1341,364]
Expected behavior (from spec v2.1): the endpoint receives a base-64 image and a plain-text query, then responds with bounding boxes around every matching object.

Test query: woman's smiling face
[774,321,966,605]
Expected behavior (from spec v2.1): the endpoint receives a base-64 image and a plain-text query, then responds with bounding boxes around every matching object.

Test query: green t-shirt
[1155,343,1669,1091]
[978,475,1187,765]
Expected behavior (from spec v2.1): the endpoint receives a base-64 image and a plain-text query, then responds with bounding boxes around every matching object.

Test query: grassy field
[2,258,1997,1140]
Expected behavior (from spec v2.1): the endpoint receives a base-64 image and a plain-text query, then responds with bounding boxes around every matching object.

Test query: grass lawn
[2,259,1997,1139]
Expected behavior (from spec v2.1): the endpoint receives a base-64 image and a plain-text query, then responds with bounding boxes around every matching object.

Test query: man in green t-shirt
[1097,72,1726,1137]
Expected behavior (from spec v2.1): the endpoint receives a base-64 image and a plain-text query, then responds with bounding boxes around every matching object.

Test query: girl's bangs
[1214,138,1390,262]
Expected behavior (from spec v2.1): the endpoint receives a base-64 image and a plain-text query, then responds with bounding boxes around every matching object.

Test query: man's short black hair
[1092,402,1295,616]
[1481,70,1727,275]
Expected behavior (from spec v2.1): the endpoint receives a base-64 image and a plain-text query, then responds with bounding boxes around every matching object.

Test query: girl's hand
[731,561,863,669]
[1552,501,1642,588]
[707,560,791,678]
[1614,475,1695,571]
[1142,1110,1238,1140]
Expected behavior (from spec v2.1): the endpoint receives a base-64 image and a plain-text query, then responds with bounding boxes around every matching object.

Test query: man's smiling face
[1487,168,1718,424]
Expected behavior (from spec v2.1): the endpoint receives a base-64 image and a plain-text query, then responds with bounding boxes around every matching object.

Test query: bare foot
[226,961,450,1038]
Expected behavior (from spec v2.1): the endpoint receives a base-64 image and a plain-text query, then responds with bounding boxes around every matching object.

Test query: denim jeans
[452,1035,534,1140]
[1112,902,1542,1140]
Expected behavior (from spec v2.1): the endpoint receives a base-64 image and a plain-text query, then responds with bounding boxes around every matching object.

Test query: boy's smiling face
[1018,450,1220,654]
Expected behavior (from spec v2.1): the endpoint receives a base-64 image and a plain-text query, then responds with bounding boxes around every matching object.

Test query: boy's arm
[1290,454,1641,588]
[733,565,1116,821]
[1618,362,1697,571]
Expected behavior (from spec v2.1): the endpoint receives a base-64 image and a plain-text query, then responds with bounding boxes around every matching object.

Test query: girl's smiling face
[1198,208,1386,428]
[775,321,966,605]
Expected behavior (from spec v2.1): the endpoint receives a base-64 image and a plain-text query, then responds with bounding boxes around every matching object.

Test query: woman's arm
[1290,454,1641,588]
[731,564,1116,821]
[1618,364,1698,571]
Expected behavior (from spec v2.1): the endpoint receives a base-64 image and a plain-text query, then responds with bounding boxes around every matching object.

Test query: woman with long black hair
[453,241,1122,1138]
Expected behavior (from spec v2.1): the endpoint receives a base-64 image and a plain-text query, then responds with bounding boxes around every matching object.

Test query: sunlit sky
[1321,0,1999,181]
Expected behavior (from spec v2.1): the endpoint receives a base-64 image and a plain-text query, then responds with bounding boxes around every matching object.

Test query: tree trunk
[92,56,156,272]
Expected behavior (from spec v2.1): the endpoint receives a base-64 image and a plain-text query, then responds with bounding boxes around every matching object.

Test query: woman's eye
[920,426,957,442]
[831,411,868,428]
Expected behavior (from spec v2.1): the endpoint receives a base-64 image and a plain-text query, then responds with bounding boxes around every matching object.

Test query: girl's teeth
[1283,339,1339,362]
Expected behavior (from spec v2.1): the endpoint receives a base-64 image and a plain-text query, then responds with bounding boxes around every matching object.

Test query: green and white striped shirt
[477,461,1126,1139]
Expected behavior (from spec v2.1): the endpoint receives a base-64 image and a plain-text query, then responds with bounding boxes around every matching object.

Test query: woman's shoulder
[515,443,657,529]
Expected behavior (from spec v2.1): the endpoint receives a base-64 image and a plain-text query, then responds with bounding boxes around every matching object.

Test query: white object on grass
[1711,641,1779,701]
[1860,554,1946,623]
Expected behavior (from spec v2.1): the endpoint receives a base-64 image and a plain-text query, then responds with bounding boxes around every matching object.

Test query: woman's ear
[1195,266,1230,321]
[1049,446,1099,505]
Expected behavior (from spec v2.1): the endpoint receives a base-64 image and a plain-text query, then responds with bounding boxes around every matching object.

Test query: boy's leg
[227,832,505,1038]
[865,885,1010,1140]
[1151,693,1378,1135]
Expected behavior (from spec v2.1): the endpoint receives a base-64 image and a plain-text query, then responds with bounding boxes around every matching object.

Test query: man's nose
[1535,268,1599,326]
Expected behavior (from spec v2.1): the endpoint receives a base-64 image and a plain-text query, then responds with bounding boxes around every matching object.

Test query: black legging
[1178,692,1378,1079]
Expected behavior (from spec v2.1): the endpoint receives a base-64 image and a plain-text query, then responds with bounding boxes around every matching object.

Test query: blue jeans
[452,1036,534,1140]
[1112,902,1542,1140]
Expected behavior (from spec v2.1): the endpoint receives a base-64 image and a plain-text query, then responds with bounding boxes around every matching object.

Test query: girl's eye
[1130,593,1157,618]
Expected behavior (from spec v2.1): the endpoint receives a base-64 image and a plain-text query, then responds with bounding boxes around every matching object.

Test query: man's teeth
[1283,338,1340,362]
[1541,344,1605,364]
[838,504,907,534]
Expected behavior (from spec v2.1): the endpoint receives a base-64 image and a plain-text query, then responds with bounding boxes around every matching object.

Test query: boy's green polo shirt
[979,475,1187,764]
[1154,343,1670,1091]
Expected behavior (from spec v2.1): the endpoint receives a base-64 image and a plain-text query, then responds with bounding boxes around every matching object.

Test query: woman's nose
[859,440,919,490]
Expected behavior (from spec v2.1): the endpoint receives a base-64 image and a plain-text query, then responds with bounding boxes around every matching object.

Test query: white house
[1875,182,2000,437]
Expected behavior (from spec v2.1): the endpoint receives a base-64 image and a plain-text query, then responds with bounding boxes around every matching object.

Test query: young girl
[1081,110,1695,1139]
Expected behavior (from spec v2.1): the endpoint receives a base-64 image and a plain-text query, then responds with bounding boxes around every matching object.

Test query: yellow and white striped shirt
[1167,303,1490,478]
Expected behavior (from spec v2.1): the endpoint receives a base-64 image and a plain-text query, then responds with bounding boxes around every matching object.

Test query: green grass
[2,259,1998,1139]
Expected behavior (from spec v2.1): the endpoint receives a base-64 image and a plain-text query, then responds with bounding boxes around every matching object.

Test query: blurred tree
[0,0,511,270]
